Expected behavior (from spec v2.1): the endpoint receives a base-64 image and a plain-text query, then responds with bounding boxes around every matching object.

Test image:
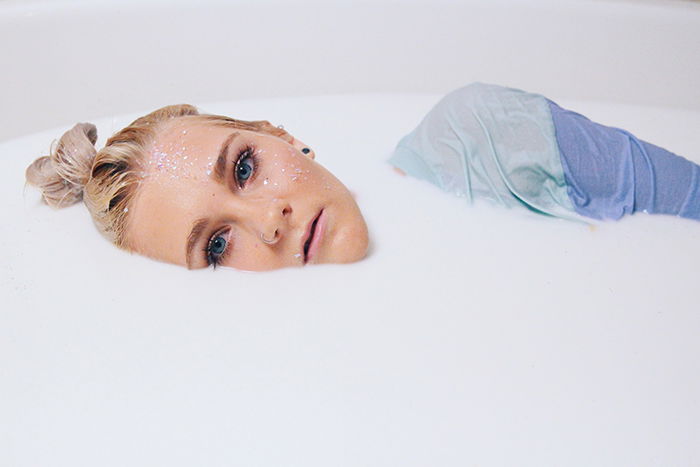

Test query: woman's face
[127,117,369,271]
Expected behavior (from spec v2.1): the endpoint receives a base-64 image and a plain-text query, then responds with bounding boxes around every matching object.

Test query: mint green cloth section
[389,83,581,221]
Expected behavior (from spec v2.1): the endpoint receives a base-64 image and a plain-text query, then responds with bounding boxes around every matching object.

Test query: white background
[2,1,700,466]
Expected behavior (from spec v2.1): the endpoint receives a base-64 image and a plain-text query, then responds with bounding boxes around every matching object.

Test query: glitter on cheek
[205,155,215,177]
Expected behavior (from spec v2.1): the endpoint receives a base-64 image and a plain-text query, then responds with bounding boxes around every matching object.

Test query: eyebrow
[186,218,209,269]
[213,131,240,184]
[184,131,240,269]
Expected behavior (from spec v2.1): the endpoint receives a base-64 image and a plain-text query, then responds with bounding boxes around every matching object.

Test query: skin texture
[127,117,369,271]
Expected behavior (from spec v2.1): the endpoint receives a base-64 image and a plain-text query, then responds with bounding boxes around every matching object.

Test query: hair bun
[26,122,98,208]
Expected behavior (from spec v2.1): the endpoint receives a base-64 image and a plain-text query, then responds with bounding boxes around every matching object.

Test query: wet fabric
[389,82,700,222]
[547,100,700,220]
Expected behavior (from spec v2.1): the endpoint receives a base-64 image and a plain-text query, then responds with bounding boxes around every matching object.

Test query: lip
[301,209,326,264]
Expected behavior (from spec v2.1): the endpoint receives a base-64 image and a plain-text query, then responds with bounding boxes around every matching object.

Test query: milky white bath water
[1,94,699,467]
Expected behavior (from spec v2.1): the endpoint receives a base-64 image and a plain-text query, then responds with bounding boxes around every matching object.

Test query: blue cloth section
[389,83,581,221]
[548,100,700,221]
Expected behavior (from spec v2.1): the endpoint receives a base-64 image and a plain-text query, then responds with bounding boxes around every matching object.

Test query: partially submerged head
[26,105,369,271]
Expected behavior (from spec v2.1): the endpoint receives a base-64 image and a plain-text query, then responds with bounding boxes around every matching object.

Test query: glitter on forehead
[147,138,200,180]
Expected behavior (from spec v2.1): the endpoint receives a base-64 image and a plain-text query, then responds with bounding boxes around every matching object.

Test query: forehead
[149,118,229,176]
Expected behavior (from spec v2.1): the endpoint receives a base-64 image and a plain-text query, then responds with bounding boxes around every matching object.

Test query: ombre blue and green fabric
[389,83,700,222]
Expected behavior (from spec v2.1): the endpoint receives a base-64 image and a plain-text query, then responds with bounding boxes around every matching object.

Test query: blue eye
[237,157,253,180]
[235,147,256,187]
[206,233,228,267]
[210,236,226,255]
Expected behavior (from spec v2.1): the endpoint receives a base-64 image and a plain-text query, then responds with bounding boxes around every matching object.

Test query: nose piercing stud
[261,231,279,244]
[301,148,311,154]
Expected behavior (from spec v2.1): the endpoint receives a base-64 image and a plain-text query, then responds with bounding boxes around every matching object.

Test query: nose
[258,198,292,245]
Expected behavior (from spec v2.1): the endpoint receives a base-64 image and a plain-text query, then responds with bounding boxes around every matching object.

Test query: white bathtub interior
[2,1,700,466]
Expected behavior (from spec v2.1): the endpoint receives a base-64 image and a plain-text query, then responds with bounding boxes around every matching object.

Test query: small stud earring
[301,148,311,154]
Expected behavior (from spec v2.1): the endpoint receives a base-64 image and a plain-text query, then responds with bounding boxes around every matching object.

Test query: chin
[326,218,370,264]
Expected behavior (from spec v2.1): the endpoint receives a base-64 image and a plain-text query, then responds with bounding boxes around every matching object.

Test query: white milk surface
[2,94,700,466]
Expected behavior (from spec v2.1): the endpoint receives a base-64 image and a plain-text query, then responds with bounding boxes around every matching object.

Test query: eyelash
[204,228,231,269]
[234,144,258,188]
[204,144,258,268]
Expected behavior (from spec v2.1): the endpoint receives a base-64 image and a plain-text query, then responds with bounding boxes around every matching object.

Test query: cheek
[260,149,328,191]
[226,230,285,271]
[262,148,308,189]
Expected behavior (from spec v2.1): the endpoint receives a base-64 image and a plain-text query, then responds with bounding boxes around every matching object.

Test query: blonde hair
[26,104,290,249]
